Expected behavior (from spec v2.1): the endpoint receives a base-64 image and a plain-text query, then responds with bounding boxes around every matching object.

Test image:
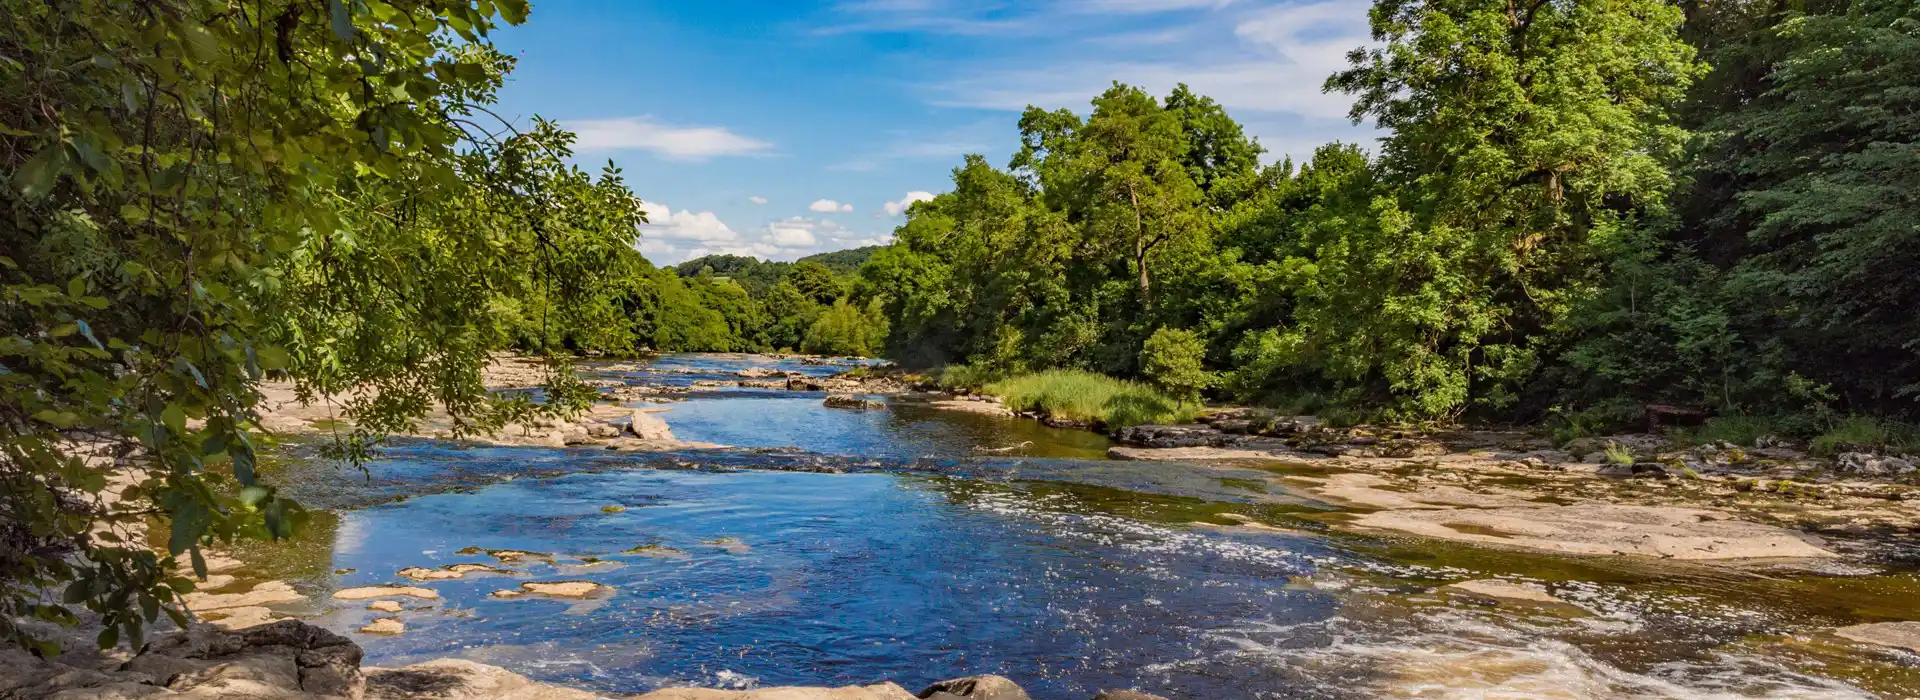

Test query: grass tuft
[985,370,1201,430]
[1667,415,1779,447]
[1810,416,1920,456]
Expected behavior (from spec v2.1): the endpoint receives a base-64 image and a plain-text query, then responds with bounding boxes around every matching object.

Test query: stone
[359,618,405,635]
[1833,621,1920,653]
[1442,579,1568,606]
[368,600,404,613]
[202,606,283,630]
[625,544,690,559]
[628,410,676,441]
[516,581,610,598]
[398,566,464,581]
[703,537,751,554]
[824,394,886,410]
[738,366,779,378]
[1597,462,1670,479]
[182,580,306,612]
[916,675,1030,700]
[1837,452,1917,476]
[333,585,440,601]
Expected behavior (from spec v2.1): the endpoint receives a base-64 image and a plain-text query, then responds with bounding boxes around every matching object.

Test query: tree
[802,299,889,357]
[1141,328,1213,406]
[0,0,631,654]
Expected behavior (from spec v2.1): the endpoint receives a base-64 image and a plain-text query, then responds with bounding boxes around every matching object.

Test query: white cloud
[766,221,819,247]
[1064,0,1236,13]
[748,195,769,205]
[638,201,738,242]
[568,116,772,161]
[883,191,936,216]
[808,199,855,213]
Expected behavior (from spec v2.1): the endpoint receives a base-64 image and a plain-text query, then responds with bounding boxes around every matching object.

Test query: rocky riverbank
[0,619,1162,700]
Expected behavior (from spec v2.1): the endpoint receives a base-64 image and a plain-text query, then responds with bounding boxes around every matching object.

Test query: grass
[936,363,1003,392]
[984,369,1202,430]
[1810,416,1920,456]
[1603,441,1635,465]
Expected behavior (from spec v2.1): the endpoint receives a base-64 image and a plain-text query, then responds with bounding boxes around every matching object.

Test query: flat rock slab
[636,685,917,699]
[368,600,405,613]
[360,618,406,635]
[919,675,1031,700]
[1833,621,1920,653]
[1108,446,1291,462]
[497,581,612,599]
[1443,579,1568,606]
[334,585,441,600]
[1350,503,1836,560]
[368,658,608,700]
[183,581,305,611]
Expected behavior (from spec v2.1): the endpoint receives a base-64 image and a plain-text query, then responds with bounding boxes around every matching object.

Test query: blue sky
[489,0,1380,265]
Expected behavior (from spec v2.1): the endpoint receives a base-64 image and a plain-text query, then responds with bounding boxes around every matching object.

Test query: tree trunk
[1128,182,1152,307]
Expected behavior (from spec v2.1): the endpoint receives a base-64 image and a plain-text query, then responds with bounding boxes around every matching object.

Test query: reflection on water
[243,354,1919,699]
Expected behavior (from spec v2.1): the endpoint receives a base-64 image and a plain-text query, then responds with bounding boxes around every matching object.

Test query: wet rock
[512,581,610,598]
[333,585,440,601]
[202,605,283,630]
[1442,579,1568,606]
[367,658,610,700]
[1596,462,1671,479]
[1093,692,1170,700]
[628,410,676,441]
[1114,424,1243,449]
[1837,452,1917,476]
[787,376,826,391]
[738,366,779,378]
[703,537,751,554]
[625,544,690,559]
[398,566,463,581]
[368,600,404,613]
[824,394,887,410]
[917,675,1031,700]
[359,618,405,636]
[1349,503,1836,560]
[1832,621,1920,653]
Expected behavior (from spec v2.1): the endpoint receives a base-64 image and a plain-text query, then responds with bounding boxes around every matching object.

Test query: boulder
[1113,424,1242,449]
[628,410,676,441]
[824,394,886,410]
[916,675,1030,700]
[786,376,826,391]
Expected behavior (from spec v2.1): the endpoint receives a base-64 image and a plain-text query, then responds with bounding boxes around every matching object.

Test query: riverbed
[241,354,1920,699]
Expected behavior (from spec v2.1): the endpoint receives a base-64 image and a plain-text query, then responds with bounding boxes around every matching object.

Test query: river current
[246,354,1920,699]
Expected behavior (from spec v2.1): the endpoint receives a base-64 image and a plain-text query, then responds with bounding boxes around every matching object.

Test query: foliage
[1140,328,1212,406]
[1667,416,1781,448]
[800,299,889,357]
[1603,442,1636,466]
[985,370,1201,430]
[0,0,639,655]
[1811,417,1920,457]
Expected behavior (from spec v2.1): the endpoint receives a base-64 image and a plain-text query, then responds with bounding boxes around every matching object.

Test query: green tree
[0,0,632,653]
[802,299,890,357]
[1141,328,1213,406]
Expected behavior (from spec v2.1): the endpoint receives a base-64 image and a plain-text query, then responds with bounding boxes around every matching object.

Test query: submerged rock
[1832,621,1920,653]
[1442,579,1569,606]
[824,394,886,410]
[359,617,406,635]
[918,675,1031,700]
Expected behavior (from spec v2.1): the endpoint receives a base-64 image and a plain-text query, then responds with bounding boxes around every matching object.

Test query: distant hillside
[797,246,880,275]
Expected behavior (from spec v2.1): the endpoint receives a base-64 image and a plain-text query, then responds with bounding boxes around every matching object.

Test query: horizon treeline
[848,0,1920,431]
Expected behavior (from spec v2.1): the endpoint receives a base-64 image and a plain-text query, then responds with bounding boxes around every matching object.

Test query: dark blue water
[265,354,1900,699]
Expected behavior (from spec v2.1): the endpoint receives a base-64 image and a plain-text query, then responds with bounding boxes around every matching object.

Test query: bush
[1140,328,1213,407]
[801,299,889,357]
[1667,415,1780,447]
[936,364,1002,392]
[985,370,1201,429]
[1811,417,1920,456]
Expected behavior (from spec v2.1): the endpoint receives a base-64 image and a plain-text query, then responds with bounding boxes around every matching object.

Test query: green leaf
[31,410,78,429]
[11,143,66,200]
[96,626,117,649]
[232,448,258,487]
[328,0,356,43]
[498,0,530,25]
[255,345,290,370]
[61,580,89,604]
[161,404,186,434]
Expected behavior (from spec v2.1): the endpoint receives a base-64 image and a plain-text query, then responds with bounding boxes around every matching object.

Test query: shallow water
[254,354,1920,699]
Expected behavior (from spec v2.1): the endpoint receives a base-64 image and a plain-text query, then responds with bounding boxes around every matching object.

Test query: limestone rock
[183,580,305,612]
[201,606,283,630]
[359,618,405,636]
[1833,621,1920,653]
[1349,503,1836,560]
[1442,579,1568,606]
[368,600,404,613]
[824,394,886,410]
[513,581,610,598]
[628,410,676,441]
[333,585,440,601]
[367,658,607,700]
[398,567,463,581]
[738,367,779,378]
[1114,424,1243,449]
[916,675,1030,700]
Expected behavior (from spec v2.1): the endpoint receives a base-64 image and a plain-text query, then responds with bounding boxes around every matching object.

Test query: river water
[249,354,1920,699]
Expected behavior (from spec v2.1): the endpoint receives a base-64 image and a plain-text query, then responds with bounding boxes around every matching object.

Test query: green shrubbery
[985,370,1201,430]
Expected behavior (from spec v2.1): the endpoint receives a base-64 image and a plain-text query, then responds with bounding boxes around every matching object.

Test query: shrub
[1811,417,1920,456]
[985,370,1201,429]
[1668,415,1779,447]
[1140,328,1214,407]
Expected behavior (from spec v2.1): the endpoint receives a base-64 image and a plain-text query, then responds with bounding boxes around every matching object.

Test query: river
[240,354,1920,699]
